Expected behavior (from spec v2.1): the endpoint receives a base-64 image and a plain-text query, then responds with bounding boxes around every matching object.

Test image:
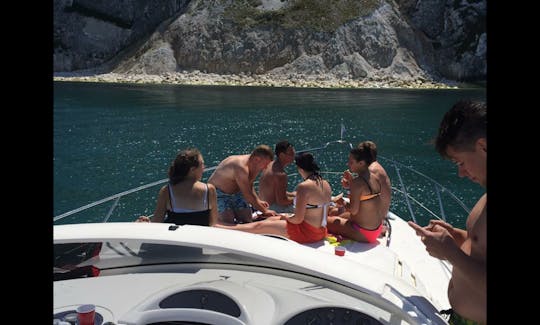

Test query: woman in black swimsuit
[136,148,218,226]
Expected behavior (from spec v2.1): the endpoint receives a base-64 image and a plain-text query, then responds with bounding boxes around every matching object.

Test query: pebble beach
[53,71,460,89]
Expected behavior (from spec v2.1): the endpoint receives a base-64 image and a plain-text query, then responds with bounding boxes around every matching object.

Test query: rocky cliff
[53,0,486,84]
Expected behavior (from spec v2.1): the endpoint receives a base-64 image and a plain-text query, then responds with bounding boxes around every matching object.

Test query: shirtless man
[258,140,296,213]
[215,152,332,244]
[208,145,276,225]
[327,141,391,243]
[408,100,486,324]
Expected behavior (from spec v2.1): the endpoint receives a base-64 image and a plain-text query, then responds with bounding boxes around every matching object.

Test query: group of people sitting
[136,139,392,245]
[135,99,487,324]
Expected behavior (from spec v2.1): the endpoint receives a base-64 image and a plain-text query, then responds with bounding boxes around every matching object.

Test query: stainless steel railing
[54,139,469,225]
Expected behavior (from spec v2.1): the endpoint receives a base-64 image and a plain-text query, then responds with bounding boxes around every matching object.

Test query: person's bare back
[369,161,391,218]
[208,154,249,194]
[207,145,276,224]
[348,170,386,230]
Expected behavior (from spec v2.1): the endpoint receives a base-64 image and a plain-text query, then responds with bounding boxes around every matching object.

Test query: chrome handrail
[53,167,216,222]
[377,156,470,213]
[394,161,417,223]
[54,135,470,224]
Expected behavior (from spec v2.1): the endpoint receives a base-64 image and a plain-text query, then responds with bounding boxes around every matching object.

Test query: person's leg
[235,208,254,223]
[264,216,283,221]
[215,219,288,237]
[218,209,236,225]
[327,216,371,243]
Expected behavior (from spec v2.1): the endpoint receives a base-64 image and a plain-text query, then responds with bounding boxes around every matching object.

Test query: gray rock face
[54,0,486,83]
[396,0,486,80]
[53,0,190,71]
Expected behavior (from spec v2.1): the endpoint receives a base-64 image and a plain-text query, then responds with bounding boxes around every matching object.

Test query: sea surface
[53,81,486,228]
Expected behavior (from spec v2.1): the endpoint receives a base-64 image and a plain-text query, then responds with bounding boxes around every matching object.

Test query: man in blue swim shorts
[208,145,277,225]
[215,188,250,218]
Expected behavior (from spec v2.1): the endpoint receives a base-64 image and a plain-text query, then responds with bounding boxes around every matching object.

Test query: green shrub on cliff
[225,0,382,31]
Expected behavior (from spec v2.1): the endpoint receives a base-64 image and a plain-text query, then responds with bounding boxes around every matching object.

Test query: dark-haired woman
[327,142,389,243]
[215,152,332,244]
[136,148,218,226]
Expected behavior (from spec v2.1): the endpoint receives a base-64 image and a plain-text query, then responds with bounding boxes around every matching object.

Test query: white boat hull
[54,217,451,325]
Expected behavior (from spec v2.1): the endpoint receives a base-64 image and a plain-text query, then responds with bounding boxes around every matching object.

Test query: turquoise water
[53,81,486,228]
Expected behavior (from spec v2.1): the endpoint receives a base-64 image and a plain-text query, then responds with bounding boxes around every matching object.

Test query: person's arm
[347,177,361,216]
[285,183,307,224]
[341,169,353,189]
[274,173,294,206]
[408,222,486,295]
[207,184,219,226]
[236,165,270,213]
[428,219,468,247]
[150,186,168,222]
[136,186,168,223]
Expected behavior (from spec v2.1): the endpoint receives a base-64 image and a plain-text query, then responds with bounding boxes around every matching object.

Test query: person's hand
[408,221,457,260]
[279,213,293,220]
[341,170,352,189]
[426,219,454,232]
[331,193,344,204]
[136,216,151,223]
[261,209,277,217]
[259,200,270,209]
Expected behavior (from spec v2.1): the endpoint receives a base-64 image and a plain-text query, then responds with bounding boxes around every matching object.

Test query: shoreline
[53,71,481,90]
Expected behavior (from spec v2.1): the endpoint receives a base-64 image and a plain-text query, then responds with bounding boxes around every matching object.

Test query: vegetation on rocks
[225,0,383,31]
[54,0,486,86]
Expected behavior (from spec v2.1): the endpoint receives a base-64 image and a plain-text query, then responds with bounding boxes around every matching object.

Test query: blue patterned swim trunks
[215,188,250,213]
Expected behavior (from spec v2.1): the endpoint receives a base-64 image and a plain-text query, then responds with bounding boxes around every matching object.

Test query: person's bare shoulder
[158,185,168,195]
[351,175,365,187]
[207,182,217,194]
[224,154,240,164]
[466,193,486,229]
[296,180,309,192]
[223,154,246,166]
[275,170,288,179]
[236,155,250,170]
[350,176,368,195]
[222,155,240,170]
[232,156,251,181]
[323,179,332,192]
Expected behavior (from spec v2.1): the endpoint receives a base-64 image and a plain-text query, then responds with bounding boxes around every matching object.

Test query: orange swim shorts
[286,220,327,244]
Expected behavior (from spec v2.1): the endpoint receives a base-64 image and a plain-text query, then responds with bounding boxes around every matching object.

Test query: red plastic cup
[76,304,96,325]
[334,246,346,256]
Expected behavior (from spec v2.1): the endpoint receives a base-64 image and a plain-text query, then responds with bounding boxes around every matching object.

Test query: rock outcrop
[53,0,486,84]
